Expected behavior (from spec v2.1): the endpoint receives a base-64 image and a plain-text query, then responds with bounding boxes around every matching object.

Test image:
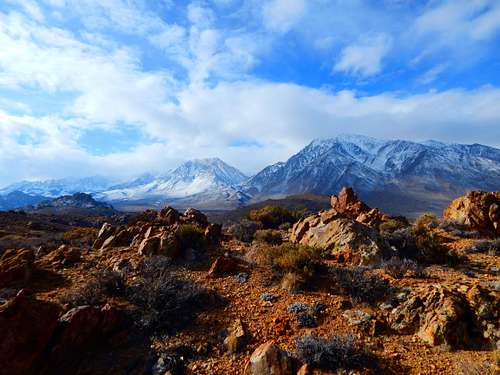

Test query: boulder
[159,206,181,225]
[44,304,127,372]
[183,208,208,227]
[0,248,35,287]
[444,191,500,236]
[159,231,181,258]
[388,286,470,348]
[244,341,294,375]
[208,255,239,277]
[205,223,222,245]
[92,223,115,250]
[42,245,81,268]
[0,289,61,375]
[138,235,161,256]
[291,213,387,266]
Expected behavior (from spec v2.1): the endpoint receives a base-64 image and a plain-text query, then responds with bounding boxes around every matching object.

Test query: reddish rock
[42,245,81,268]
[0,289,61,375]
[208,255,239,277]
[183,207,208,227]
[291,214,387,266]
[0,248,35,287]
[444,191,500,236]
[138,235,161,256]
[205,223,222,245]
[92,222,115,250]
[159,230,181,258]
[244,341,294,375]
[159,206,180,225]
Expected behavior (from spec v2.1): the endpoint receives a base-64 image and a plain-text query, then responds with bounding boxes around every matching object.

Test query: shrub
[254,229,283,245]
[256,243,320,274]
[248,205,295,229]
[379,219,407,233]
[226,219,261,242]
[414,213,439,231]
[380,257,426,279]
[176,224,206,251]
[60,269,125,307]
[463,239,500,255]
[295,334,377,371]
[383,226,453,265]
[63,227,98,247]
[127,257,214,333]
[329,266,389,305]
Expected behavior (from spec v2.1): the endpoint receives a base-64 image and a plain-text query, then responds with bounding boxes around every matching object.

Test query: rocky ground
[0,189,499,375]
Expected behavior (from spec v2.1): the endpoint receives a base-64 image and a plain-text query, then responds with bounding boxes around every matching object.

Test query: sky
[1,0,500,185]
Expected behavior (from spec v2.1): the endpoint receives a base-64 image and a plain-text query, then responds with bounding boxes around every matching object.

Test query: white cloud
[334,34,392,77]
[262,0,306,33]
[417,63,448,85]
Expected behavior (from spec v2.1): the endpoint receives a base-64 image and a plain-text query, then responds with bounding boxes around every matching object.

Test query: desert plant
[380,257,426,278]
[256,243,320,274]
[176,224,206,251]
[248,205,295,229]
[226,219,261,242]
[463,239,500,255]
[254,229,283,245]
[59,268,125,307]
[379,219,408,233]
[295,334,377,371]
[414,213,439,231]
[126,256,213,333]
[329,266,389,305]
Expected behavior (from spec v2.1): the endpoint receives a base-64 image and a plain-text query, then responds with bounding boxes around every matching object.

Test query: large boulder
[0,290,61,375]
[0,248,35,287]
[42,245,81,268]
[444,191,500,236]
[92,222,115,250]
[291,212,387,266]
[244,341,294,375]
[183,207,208,227]
[389,286,472,348]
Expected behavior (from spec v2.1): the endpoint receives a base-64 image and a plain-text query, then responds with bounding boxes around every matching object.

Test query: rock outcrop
[291,210,388,266]
[444,191,500,236]
[0,248,34,287]
[93,206,220,259]
[0,290,61,375]
[244,341,294,375]
[388,284,499,349]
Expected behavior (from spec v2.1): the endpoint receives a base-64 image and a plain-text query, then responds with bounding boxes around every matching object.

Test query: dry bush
[248,205,295,229]
[329,266,389,305]
[255,242,320,274]
[226,219,261,242]
[295,334,377,371]
[380,256,426,279]
[463,239,500,255]
[254,229,283,245]
[176,224,206,251]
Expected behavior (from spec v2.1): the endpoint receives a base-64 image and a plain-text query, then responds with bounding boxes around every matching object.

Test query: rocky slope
[24,193,118,216]
[0,189,498,374]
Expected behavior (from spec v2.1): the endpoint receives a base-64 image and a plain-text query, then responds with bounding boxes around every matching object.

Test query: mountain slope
[25,193,117,216]
[100,158,249,210]
[243,135,500,216]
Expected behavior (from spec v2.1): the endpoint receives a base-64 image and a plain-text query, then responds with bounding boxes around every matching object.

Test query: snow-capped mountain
[243,134,500,216]
[0,176,115,198]
[99,158,249,209]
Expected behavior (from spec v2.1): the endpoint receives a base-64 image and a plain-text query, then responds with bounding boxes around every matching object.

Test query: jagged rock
[183,208,208,227]
[93,223,114,249]
[0,289,61,374]
[205,223,222,245]
[244,341,294,375]
[99,228,135,250]
[444,191,500,236]
[291,214,387,266]
[466,284,500,347]
[138,235,161,256]
[224,319,248,353]
[159,231,181,258]
[42,245,81,268]
[44,304,127,372]
[388,286,470,348]
[0,248,35,287]
[208,255,238,277]
[330,187,407,228]
[159,206,180,225]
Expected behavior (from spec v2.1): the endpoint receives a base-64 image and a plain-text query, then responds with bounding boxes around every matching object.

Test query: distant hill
[24,193,117,216]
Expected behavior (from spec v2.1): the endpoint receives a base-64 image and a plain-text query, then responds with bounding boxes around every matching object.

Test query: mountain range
[1,135,499,216]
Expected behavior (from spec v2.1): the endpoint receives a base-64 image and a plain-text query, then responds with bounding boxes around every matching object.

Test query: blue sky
[0,0,500,185]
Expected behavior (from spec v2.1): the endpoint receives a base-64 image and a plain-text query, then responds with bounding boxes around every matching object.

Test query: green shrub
[256,243,320,273]
[226,219,261,242]
[379,219,407,233]
[254,229,283,245]
[248,205,295,229]
[176,224,206,251]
